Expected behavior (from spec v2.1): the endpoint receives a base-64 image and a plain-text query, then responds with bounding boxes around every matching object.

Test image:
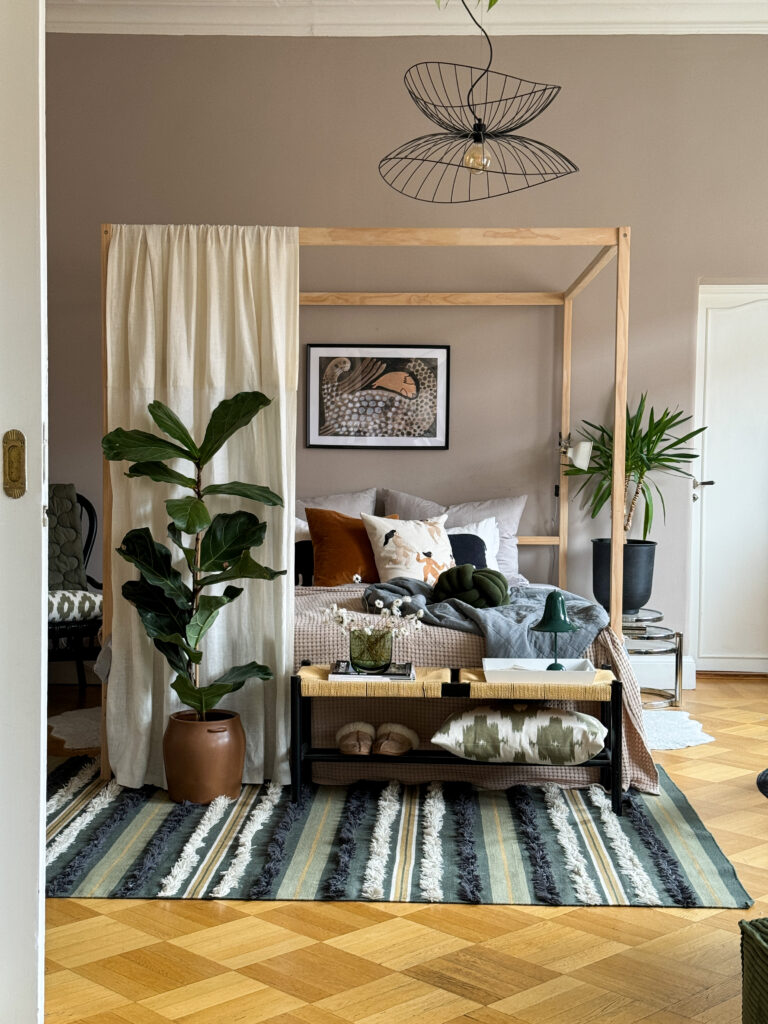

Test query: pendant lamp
[379,0,578,203]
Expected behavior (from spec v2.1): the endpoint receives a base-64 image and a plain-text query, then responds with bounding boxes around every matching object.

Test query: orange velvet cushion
[305,508,398,587]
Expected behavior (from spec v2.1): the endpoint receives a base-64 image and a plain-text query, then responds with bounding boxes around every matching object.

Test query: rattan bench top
[297,666,614,701]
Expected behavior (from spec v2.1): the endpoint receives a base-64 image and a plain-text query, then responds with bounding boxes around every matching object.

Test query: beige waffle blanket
[295,585,659,793]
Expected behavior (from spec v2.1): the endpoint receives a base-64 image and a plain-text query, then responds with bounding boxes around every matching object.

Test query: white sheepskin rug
[643,709,714,750]
[48,706,101,750]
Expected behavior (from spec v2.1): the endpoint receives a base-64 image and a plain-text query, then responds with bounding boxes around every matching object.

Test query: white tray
[482,658,596,683]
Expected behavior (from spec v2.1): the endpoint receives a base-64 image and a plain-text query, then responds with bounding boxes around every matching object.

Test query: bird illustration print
[319,356,438,438]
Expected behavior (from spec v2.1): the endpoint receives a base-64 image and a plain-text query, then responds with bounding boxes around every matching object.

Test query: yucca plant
[102,391,285,720]
[566,394,706,539]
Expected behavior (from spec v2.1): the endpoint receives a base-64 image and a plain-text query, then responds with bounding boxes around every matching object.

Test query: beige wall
[46,33,768,633]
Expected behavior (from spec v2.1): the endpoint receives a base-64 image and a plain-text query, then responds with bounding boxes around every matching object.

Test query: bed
[294,582,658,793]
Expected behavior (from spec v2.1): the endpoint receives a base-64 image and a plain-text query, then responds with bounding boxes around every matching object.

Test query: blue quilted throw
[363,579,609,660]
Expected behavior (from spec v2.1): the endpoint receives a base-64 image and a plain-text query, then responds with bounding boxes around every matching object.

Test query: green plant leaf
[201,481,283,506]
[213,662,273,685]
[152,632,203,663]
[199,512,267,572]
[117,528,192,608]
[167,523,196,567]
[126,462,197,489]
[147,400,200,457]
[102,428,195,464]
[154,639,190,676]
[166,497,212,534]
[566,395,705,538]
[199,551,285,588]
[121,578,191,641]
[171,673,248,718]
[198,392,271,465]
[185,591,242,649]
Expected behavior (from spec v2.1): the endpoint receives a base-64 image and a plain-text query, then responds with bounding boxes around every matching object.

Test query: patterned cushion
[431,705,607,765]
[48,590,103,623]
[361,513,454,586]
[48,484,88,591]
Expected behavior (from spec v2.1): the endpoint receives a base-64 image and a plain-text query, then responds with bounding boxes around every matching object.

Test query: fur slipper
[373,722,420,756]
[335,721,375,756]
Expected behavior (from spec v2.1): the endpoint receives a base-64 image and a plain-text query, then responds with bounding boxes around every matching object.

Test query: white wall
[0,0,47,1019]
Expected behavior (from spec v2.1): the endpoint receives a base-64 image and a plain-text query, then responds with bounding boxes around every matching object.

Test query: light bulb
[463,140,491,175]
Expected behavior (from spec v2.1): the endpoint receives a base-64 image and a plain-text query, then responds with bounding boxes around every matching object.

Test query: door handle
[692,479,715,488]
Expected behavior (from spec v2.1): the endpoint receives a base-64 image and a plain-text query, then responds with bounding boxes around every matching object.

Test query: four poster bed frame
[99,224,630,779]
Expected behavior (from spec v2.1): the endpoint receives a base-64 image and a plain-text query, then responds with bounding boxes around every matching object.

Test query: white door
[0,0,47,1019]
[690,286,768,673]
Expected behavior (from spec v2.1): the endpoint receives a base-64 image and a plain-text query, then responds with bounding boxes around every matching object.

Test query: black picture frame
[305,344,450,450]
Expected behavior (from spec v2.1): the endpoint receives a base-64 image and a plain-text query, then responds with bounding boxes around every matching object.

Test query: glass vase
[349,628,393,673]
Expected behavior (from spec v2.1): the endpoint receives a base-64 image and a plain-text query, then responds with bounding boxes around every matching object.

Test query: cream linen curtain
[105,225,298,788]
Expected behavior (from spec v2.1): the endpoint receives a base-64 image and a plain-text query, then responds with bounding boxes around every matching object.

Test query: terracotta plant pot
[163,710,245,804]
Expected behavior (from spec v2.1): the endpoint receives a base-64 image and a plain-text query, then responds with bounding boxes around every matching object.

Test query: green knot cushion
[433,564,510,608]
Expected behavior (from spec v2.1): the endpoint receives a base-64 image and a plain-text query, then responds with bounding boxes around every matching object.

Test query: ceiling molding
[46,1,768,36]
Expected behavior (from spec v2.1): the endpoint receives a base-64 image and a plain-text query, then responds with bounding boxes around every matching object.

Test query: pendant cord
[459,0,493,123]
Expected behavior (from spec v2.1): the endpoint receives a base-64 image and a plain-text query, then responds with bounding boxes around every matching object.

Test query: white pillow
[361,513,454,586]
[382,489,527,580]
[447,518,500,572]
[296,487,376,522]
[294,517,312,543]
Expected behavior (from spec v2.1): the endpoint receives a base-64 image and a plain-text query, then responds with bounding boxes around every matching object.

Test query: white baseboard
[628,654,696,690]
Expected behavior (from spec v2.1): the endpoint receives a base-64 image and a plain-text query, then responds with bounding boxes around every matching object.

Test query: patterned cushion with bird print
[361,512,454,586]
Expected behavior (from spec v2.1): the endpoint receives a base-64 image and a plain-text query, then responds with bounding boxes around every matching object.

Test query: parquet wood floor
[45,677,768,1024]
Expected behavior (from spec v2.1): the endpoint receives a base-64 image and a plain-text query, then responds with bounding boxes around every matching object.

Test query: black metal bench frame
[290,666,623,814]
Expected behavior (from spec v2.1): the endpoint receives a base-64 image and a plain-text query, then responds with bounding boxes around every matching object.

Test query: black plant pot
[592,539,657,615]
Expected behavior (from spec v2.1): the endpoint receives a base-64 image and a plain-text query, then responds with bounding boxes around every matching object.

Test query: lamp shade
[531,590,578,634]
[566,440,593,471]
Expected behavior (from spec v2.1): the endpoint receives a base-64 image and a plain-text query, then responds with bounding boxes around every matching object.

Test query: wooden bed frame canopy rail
[101,224,629,638]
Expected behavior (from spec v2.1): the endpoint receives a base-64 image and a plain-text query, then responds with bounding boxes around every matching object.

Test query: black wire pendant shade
[379,4,578,203]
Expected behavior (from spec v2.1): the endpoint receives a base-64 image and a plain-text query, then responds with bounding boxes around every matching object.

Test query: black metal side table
[623,608,683,709]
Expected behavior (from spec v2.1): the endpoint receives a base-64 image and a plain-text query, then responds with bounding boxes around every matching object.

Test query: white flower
[352,573,362,583]
[375,599,384,609]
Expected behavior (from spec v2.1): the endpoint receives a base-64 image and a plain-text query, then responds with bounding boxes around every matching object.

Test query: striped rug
[46,758,751,906]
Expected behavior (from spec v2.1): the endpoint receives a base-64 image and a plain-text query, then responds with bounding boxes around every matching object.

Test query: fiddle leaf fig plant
[102,391,285,720]
[566,393,706,540]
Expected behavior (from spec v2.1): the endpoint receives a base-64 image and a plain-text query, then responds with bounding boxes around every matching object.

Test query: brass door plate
[3,429,26,498]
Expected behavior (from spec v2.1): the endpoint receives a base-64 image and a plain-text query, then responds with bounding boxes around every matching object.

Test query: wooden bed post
[610,227,631,636]
[558,297,573,589]
[100,223,113,779]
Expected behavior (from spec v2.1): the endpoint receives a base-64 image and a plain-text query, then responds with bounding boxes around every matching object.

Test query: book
[328,660,416,682]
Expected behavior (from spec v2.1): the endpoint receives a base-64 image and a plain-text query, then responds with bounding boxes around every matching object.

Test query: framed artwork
[305,344,450,449]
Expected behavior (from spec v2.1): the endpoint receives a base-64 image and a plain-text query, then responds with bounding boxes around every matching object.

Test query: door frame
[690,284,768,673]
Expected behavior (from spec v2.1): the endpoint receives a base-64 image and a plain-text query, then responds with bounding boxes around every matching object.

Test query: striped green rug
[46,758,750,907]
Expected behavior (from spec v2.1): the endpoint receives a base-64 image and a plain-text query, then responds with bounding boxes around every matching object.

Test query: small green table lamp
[532,590,578,670]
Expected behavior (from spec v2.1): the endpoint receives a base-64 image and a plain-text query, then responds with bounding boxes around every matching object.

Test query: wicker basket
[740,917,768,1022]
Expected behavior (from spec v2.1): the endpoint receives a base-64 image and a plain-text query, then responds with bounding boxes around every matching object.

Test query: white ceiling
[46,1,768,36]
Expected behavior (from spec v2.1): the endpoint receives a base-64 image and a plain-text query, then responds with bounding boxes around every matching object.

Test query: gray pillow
[381,489,527,580]
[296,487,376,522]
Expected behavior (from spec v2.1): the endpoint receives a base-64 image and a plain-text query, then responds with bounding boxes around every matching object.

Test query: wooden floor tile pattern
[46,677,768,1024]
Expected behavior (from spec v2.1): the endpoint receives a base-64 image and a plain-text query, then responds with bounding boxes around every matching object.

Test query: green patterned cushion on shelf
[48,484,88,591]
[48,590,103,623]
[431,705,607,765]
[432,563,510,608]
